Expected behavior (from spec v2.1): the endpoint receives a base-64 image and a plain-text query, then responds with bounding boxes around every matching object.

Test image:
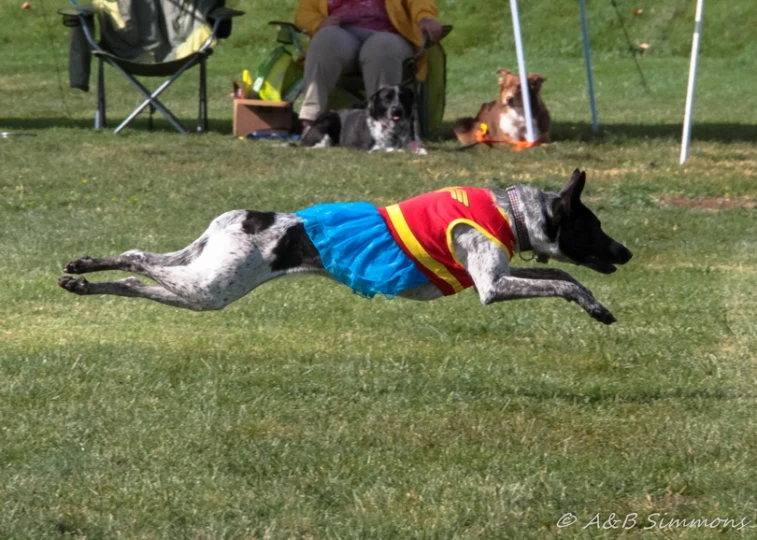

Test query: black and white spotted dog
[300,85,425,153]
[59,170,632,325]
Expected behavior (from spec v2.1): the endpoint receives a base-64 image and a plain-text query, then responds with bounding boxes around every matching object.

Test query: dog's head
[369,85,414,124]
[545,169,633,274]
[497,68,546,111]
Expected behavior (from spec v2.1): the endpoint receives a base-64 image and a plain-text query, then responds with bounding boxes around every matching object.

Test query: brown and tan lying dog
[454,69,551,149]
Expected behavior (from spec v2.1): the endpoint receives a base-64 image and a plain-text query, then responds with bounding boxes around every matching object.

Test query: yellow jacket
[294,0,439,79]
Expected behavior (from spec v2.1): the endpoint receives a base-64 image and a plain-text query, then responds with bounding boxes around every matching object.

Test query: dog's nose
[613,243,633,264]
[390,107,403,118]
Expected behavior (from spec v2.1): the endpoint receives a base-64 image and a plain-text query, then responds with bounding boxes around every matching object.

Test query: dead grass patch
[662,197,756,210]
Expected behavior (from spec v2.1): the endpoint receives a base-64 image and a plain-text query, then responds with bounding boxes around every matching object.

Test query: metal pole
[680,0,704,164]
[509,0,535,143]
[579,0,599,132]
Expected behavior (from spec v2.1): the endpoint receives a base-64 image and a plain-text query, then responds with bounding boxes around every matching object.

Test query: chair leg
[106,55,198,134]
[96,57,106,129]
[112,66,189,134]
[148,104,155,131]
[198,56,208,133]
[417,81,429,139]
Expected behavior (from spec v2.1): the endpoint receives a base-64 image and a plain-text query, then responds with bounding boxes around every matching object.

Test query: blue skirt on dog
[295,202,429,298]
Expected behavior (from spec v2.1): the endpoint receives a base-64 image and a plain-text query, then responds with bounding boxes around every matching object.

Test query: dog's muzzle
[585,243,633,274]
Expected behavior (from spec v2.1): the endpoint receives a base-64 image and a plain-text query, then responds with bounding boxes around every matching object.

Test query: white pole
[579,0,599,132]
[509,0,535,143]
[680,0,705,164]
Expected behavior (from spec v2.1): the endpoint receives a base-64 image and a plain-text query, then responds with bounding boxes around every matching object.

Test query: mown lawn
[1,1,756,538]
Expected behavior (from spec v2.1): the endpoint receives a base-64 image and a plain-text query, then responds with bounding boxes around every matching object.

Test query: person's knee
[359,33,414,66]
[308,26,357,63]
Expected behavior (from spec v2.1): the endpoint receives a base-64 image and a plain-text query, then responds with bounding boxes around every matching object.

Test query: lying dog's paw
[409,141,428,155]
[58,276,91,295]
[64,256,94,274]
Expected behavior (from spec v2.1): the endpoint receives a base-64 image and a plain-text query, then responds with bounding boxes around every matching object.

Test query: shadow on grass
[0,116,232,134]
[552,121,757,143]
[427,120,757,144]
[2,117,755,143]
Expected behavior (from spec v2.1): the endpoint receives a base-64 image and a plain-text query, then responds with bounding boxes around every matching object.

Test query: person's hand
[419,17,443,42]
[317,15,341,32]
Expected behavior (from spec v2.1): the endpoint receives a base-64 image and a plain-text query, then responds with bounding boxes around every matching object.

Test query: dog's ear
[399,86,414,113]
[368,87,386,118]
[528,73,546,93]
[557,169,587,214]
[496,68,512,86]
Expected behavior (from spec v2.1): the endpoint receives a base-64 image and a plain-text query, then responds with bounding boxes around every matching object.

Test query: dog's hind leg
[62,212,249,276]
[58,276,204,310]
[61,211,324,311]
[64,241,208,276]
[453,117,479,144]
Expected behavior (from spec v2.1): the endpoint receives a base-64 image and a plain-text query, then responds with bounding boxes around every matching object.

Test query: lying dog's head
[496,68,546,111]
[545,169,633,274]
[369,85,414,125]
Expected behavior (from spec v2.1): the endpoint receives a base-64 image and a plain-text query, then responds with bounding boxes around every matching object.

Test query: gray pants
[299,25,415,121]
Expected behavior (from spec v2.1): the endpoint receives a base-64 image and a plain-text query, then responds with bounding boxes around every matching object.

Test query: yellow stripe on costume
[490,191,510,221]
[446,219,515,269]
[437,187,470,207]
[384,204,464,293]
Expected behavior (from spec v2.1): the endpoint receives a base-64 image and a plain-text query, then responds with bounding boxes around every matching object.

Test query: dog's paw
[64,256,95,274]
[589,304,616,325]
[409,141,428,155]
[58,276,91,295]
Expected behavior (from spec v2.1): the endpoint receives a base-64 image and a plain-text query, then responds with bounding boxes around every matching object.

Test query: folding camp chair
[265,22,452,138]
[59,2,244,134]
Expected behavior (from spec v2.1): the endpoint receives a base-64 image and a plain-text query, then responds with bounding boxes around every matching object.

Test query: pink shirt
[328,0,397,33]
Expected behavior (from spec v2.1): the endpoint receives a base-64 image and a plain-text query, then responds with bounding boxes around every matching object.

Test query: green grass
[1,1,757,538]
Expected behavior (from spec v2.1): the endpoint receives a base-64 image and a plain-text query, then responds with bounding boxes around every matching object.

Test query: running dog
[454,68,551,148]
[300,85,424,153]
[59,169,632,325]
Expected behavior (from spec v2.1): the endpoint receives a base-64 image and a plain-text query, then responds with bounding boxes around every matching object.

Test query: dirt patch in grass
[662,197,756,210]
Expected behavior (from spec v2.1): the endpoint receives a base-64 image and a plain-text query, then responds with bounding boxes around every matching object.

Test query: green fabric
[424,42,447,134]
[252,46,303,102]
[94,0,221,63]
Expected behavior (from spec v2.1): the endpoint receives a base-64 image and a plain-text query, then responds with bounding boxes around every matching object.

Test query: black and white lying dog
[300,85,425,153]
[59,170,632,325]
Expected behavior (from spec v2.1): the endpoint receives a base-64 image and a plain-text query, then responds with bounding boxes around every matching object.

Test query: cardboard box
[233,99,293,137]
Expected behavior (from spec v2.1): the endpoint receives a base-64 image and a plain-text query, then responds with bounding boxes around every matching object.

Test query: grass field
[1,1,756,538]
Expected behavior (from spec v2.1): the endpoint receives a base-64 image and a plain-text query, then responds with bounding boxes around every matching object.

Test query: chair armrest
[414,24,453,59]
[439,24,453,42]
[268,21,304,33]
[268,21,306,54]
[58,5,95,27]
[58,5,95,16]
[208,7,245,20]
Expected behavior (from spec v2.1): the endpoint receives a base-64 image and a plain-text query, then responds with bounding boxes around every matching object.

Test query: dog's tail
[453,117,480,145]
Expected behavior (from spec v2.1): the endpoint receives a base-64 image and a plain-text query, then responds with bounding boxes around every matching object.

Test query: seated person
[295,0,442,131]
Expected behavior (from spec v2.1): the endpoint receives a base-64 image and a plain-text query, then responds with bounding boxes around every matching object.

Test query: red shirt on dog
[379,187,516,296]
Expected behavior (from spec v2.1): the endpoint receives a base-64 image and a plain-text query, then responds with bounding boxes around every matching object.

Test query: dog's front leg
[509,266,594,296]
[454,225,615,324]
[478,275,616,325]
